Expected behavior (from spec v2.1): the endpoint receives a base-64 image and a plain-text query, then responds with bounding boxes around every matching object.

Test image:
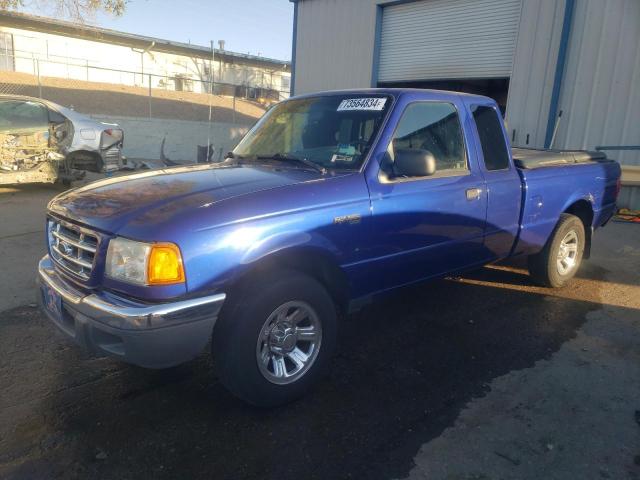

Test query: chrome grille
[48,218,98,280]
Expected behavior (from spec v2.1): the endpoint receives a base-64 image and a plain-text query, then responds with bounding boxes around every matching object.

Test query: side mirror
[394,148,436,177]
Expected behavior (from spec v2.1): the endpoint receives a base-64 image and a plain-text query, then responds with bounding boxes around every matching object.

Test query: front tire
[528,213,585,288]
[213,270,337,407]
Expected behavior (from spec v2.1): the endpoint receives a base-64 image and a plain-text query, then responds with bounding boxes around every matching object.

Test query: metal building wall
[293,0,524,94]
[557,0,640,207]
[555,0,639,158]
[294,0,638,158]
[293,0,379,95]
[505,0,566,148]
[461,0,640,208]
[293,0,639,207]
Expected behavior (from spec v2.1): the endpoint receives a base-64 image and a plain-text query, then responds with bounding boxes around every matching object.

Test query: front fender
[165,172,372,297]
[183,222,346,294]
[241,229,341,265]
[183,202,371,292]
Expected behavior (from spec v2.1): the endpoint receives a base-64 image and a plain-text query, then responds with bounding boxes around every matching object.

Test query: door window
[472,105,510,171]
[382,102,467,180]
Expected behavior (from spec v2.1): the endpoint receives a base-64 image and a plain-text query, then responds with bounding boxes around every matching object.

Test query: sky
[28,0,295,61]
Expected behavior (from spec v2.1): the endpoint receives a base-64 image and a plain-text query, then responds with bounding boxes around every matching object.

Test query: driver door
[360,98,489,293]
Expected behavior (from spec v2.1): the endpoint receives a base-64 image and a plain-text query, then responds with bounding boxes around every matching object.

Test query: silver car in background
[0,95,124,185]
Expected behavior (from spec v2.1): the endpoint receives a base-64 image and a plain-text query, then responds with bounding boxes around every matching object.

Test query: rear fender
[517,190,595,257]
[561,194,595,223]
[562,196,595,259]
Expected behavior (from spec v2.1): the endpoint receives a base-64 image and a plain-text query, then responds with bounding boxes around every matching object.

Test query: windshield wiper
[256,153,327,174]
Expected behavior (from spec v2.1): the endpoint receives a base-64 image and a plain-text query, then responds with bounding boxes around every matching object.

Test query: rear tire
[213,270,337,407]
[528,213,585,288]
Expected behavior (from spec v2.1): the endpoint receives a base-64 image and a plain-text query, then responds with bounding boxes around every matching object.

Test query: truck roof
[290,87,495,104]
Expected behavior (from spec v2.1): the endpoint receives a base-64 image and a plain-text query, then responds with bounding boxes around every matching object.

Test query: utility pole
[206,40,215,162]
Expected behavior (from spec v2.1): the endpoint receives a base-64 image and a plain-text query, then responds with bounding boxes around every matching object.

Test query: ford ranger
[38,89,621,406]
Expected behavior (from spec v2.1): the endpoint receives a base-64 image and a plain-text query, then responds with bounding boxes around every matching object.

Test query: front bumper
[37,255,226,368]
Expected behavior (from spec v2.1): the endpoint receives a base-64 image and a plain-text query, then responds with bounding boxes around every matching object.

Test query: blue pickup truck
[38,89,621,406]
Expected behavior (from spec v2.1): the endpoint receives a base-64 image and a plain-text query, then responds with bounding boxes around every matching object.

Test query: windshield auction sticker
[337,98,387,111]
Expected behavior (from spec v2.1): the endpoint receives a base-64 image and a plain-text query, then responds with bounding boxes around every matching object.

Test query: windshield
[233,94,392,171]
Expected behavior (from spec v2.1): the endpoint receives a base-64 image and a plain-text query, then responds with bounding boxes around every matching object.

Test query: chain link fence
[0,54,290,164]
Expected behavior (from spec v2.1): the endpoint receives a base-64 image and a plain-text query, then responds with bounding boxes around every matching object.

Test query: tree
[0,0,127,20]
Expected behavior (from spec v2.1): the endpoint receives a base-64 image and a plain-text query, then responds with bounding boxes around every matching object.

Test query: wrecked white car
[0,95,124,185]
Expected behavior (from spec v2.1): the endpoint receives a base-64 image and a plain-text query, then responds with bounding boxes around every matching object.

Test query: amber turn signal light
[147,243,185,285]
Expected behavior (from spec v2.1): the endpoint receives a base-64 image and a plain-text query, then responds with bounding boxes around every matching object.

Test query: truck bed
[512,148,620,259]
[512,147,612,169]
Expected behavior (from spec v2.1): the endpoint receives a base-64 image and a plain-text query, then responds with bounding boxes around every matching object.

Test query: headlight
[105,237,184,285]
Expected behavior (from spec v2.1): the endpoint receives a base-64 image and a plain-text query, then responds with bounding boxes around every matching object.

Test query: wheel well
[564,200,594,258]
[229,248,350,315]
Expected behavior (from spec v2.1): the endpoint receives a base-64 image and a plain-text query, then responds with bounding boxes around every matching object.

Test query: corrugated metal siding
[378,0,522,82]
[555,0,640,208]
[293,0,379,95]
[618,187,640,211]
[505,0,566,148]
[555,0,640,166]
[506,0,639,208]
[293,0,640,208]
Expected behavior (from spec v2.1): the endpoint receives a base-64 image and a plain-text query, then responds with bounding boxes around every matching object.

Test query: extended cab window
[472,105,510,171]
[382,102,467,180]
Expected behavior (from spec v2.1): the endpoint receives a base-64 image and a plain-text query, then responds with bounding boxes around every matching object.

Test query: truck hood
[48,163,332,234]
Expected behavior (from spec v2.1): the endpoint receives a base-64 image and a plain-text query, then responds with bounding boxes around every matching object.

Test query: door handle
[466,188,482,201]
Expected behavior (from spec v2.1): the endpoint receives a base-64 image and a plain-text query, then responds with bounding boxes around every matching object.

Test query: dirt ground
[0,70,266,124]
[0,184,638,480]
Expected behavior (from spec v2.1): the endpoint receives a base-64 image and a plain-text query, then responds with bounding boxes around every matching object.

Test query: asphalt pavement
[0,184,638,480]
